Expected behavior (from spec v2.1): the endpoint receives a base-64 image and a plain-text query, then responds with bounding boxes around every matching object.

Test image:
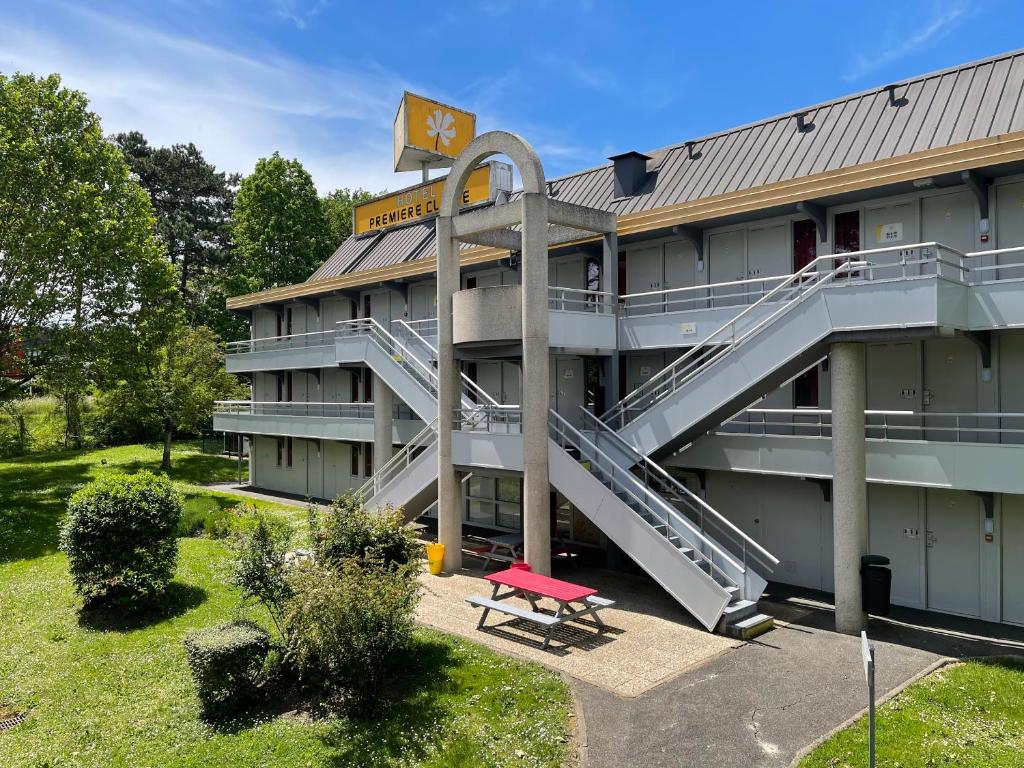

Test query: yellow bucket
[425,542,445,575]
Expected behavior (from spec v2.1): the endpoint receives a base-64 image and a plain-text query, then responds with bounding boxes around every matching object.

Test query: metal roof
[309,48,1024,283]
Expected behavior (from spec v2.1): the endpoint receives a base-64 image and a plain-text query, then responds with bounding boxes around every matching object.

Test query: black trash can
[860,554,892,616]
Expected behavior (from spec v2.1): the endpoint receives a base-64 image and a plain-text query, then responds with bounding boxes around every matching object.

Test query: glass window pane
[468,476,494,499]
[496,477,521,503]
[466,500,494,525]
[496,502,521,530]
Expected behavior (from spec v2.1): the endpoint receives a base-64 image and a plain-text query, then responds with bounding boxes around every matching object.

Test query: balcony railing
[721,408,1024,445]
[453,405,523,433]
[618,242,971,317]
[214,401,418,420]
[547,286,616,314]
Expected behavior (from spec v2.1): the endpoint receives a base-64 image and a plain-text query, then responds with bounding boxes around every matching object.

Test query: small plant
[230,512,292,636]
[183,620,270,718]
[309,493,419,572]
[59,471,182,609]
[283,558,420,714]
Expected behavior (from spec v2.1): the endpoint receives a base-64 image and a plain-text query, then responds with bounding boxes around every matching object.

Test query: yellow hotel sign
[394,92,476,172]
[354,164,496,235]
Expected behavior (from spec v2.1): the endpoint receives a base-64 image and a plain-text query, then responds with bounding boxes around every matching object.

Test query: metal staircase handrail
[548,409,742,587]
[391,319,499,407]
[601,254,868,428]
[603,242,969,429]
[357,417,439,500]
[336,318,442,397]
[578,407,779,572]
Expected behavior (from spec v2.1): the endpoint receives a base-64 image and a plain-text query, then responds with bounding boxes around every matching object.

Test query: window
[466,276,477,289]
[364,369,373,402]
[275,312,283,338]
[496,477,521,504]
[351,444,360,477]
[285,307,293,336]
[363,294,372,319]
[465,476,521,530]
[793,219,817,272]
[284,372,293,402]
[794,367,819,408]
[363,443,374,477]
[350,370,360,402]
[834,210,861,278]
[276,375,283,402]
[286,437,293,468]
[276,438,284,466]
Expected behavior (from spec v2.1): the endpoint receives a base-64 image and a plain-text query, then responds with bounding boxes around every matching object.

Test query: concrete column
[436,215,463,571]
[831,342,868,634]
[372,373,394,472]
[521,193,552,575]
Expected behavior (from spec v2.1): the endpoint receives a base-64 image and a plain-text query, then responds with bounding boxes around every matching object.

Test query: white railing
[548,286,616,314]
[453,405,523,433]
[549,409,742,591]
[578,408,778,574]
[619,242,971,317]
[357,418,439,501]
[213,400,420,420]
[394,317,438,337]
[723,408,1024,444]
[226,328,336,355]
[601,243,967,430]
[963,246,1024,283]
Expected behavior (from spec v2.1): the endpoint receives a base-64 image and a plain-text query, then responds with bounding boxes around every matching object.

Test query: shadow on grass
[77,582,208,632]
[0,454,92,563]
[316,636,467,766]
[119,452,242,486]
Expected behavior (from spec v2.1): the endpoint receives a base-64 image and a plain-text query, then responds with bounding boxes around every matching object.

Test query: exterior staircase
[602,245,961,458]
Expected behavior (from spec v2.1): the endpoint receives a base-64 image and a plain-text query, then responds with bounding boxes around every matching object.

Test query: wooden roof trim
[227,130,1024,308]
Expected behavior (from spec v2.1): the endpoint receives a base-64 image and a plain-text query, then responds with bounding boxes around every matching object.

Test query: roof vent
[609,151,653,198]
[794,112,814,133]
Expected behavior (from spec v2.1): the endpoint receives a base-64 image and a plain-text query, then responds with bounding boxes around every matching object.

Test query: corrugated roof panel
[308,235,376,280]
[952,61,995,144]
[933,67,977,148]
[698,129,749,198]
[847,90,894,167]
[995,57,1024,133]
[793,103,841,178]
[356,223,433,272]
[741,117,790,191]
[913,71,959,152]
[971,57,1013,139]
[892,75,942,156]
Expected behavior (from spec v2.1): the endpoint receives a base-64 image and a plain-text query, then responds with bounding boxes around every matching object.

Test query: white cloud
[844,2,973,82]
[0,1,410,192]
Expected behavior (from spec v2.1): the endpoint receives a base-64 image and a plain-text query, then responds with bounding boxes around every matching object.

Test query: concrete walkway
[575,589,1024,768]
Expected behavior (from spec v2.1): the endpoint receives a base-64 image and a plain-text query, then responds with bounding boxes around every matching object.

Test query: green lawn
[800,658,1024,768]
[0,443,573,768]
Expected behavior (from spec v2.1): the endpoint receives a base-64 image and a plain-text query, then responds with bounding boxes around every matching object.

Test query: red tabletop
[486,568,597,603]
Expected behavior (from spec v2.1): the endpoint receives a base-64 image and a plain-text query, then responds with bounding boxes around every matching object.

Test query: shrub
[283,558,420,713]
[309,493,419,571]
[230,511,293,636]
[59,471,183,609]
[183,620,270,718]
[180,499,286,540]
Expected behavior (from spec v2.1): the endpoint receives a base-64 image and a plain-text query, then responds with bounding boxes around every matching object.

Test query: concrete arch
[439,130,545,218]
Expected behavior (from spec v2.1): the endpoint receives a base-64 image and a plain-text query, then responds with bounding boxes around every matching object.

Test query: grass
[0,443,573,767]
[799,658,1024,768]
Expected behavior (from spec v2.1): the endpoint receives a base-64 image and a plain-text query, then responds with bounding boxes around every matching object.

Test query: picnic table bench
[466,568,615,649]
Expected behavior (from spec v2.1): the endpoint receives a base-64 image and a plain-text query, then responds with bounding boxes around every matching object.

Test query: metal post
[861,631,876,768]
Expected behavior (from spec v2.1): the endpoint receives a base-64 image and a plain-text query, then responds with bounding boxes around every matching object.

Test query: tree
[322,187,376,246]
[95,325,245,469]
[0,73,176,426]
[230,153,333,294]
[111,132,244,340]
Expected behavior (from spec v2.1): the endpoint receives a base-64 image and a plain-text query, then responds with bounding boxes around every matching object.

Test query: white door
[868,485,924,609]
[746,222,790,282]
[921,190,976,255]
[708,229,746,306]
[501,362,521,405]
[1002,495,1024,625]
[475,362,502,404]
[664,239,697,312]
[626,244,663,314]
[865,200,918,274]
[923,337,978,441]
[926,489,982,618]
[551,357,585,428]
[996,181,1024,279]
[866,342,921,438]
[408,281,437,321]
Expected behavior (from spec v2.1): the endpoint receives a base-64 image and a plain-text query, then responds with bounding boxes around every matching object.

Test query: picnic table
[471,532,524,568]
[466,567,615,650]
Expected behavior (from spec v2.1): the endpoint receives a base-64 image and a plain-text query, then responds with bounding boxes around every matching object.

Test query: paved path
[576,594,1024,768]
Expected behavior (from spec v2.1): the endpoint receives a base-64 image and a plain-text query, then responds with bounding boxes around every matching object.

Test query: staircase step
[719,599,757,624]
[724,613,775,641]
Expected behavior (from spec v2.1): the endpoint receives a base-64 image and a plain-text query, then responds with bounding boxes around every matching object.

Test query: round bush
[59,471,183,609]
[183,620,270,718]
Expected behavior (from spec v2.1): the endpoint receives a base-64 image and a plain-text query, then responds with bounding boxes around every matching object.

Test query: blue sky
[1,1,1021,193]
